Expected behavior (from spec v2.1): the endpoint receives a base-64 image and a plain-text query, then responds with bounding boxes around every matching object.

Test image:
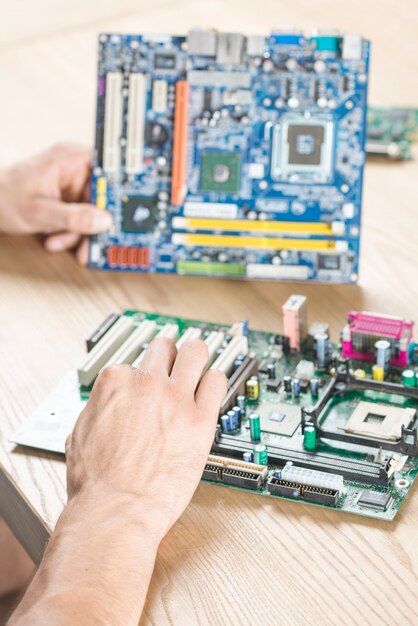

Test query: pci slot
[202,454,267,490]
[267,478,339,506]
[172,233,344,252]
[210,335,248,375]
[102,320,157,369]
[204,331,225,369]
[172,217,336,235]
[132,323,179,367]
[103,72,123,174]
[176,326,202,349]
[126,73,147,175]
[86,313,119,352]
[171,81,189,206]
[78,316,134,386]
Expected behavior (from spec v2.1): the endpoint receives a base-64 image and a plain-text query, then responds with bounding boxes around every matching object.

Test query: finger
[76,237,89,266]
[44,232,81,252]
[34,197,113,234]
[195,369,227,420]
[138,337,177,376]
[170,339,209,394]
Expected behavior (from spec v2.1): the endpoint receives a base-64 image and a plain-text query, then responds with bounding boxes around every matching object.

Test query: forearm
[9,487,163,626]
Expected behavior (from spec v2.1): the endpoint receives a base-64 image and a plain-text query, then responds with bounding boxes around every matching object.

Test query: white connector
[210,335,248,375]
[102,320,157,369]
[126,73,146,175]
[103,72,123,174]
[281,464,344,492]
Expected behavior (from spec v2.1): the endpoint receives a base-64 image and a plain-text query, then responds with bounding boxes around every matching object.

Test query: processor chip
[122,196,157,233]
[258,401,301,436]
[271,116,334,182]
[200,152,241,193]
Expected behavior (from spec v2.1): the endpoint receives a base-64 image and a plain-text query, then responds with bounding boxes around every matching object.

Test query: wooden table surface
[1,1,418,624]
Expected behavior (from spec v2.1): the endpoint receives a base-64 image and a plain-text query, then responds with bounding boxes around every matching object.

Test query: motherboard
[11,297,418,521]
[89,29,370,283]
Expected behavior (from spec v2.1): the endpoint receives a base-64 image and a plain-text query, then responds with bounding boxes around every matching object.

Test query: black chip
[287,124,325,166]
[122,196,157,233]
[266,378,281,392]
[154,53,176,70]
[299,380,310,392]
[318,254,341,271]
[145,122,169,148]
[357,490,391,510]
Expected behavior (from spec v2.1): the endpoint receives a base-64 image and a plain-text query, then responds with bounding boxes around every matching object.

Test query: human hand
[66,338,227,540]
[0,143,112,264]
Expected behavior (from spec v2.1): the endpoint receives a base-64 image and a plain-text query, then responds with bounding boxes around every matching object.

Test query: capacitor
[232,406,242,428]
[249,413,261,441]
[292,377,301,398]
[227,409,238,430]
[283,375,292,393]
[243,451,253,463]
[402,369,416,387]
[220,414,231,433]
[253,444,268,465]
[246,376,259,400]
[274,469,282,479]
[304,425,317,451]
[353,368,366,379]
[315,332,330,368]
[375,339,391,374]
[372,364,384,381]
[237,394,246,416]
[309,377,319,397]
[267,362,277,379]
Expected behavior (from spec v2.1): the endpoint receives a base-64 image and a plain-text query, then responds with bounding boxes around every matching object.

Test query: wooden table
[1,1,418,623]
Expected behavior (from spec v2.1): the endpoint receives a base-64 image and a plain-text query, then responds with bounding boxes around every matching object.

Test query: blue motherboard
[89,30,370,282]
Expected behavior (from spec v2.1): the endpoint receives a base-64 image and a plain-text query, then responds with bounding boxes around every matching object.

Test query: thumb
[33,197,113,234]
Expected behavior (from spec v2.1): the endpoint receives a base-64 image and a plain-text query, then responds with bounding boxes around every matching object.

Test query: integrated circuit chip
[122,196,157,233]
[357,490,392,510]
[258,401,301,437]
[200,152,241,194]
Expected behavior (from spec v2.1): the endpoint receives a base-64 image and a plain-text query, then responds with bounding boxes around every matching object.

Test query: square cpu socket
[200,152,241,194]
[122,196,157,233]
[271,116,334,182]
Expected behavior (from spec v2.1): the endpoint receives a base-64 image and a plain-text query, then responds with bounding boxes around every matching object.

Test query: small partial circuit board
[366,106,418,160]
[89,29,370,283]
[12,297,418,521]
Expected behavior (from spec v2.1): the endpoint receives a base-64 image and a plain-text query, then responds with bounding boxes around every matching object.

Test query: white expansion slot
[203,331,225,369]
[77,316,134,386]
[126,73,146,175]
[210,335,248,375]
[176,327,202,349]
[102,320,157,369]
[103,72,123,174]
[131,323,179,367]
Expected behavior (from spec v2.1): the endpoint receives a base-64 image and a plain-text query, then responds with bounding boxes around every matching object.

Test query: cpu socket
[343,401,415,442]
[271,116,334,182]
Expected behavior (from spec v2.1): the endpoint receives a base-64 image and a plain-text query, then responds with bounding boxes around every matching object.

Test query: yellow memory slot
[173,217,334,235]
[172,233,339,251]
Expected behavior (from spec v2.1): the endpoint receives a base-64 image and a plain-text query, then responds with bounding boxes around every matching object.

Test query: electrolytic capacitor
[372,364,384,381]
[249,413,261,441]
[315,332,329,368]
[375,339,391,374]
[292,377,301,398]
[220,414,231,433]
[267,362,277,379]
[402,369,416,387]
[236,394,246,416]
[304,425,317,451]
[243,451,253,463]
[232,406,242,428]
[246,375,259,400]
[228,409,238,430]
[253,444,268,465]
[309,377,319,397]
[283,375,292,393]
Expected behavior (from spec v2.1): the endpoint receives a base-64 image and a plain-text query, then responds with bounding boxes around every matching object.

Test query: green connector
[177,260,246,277]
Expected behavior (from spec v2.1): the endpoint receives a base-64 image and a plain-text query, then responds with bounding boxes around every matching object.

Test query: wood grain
[1,1,418,624]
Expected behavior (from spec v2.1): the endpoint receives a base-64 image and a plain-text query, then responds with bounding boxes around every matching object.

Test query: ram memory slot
[172,217,336,235]
[172,233,344,252]
[103,72,123,174]
[126,73,146,175]
[171,81,189,206]
[213,435,389,485]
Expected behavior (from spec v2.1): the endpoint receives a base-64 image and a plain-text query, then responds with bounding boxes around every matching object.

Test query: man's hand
[10,338,227,626]
[66,337,227,537]
[0,143,112,264]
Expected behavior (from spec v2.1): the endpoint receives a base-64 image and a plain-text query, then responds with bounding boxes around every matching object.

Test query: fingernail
[47,239,65,251]
[93,212,113,231]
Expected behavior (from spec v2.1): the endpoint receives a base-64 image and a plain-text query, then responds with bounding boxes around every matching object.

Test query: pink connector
[341,311,414,367]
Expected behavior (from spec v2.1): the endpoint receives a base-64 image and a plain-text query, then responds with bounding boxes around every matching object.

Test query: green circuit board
[366,106,418,160]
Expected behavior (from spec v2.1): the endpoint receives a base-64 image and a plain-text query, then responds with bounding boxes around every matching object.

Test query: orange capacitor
[171,81,189,206]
